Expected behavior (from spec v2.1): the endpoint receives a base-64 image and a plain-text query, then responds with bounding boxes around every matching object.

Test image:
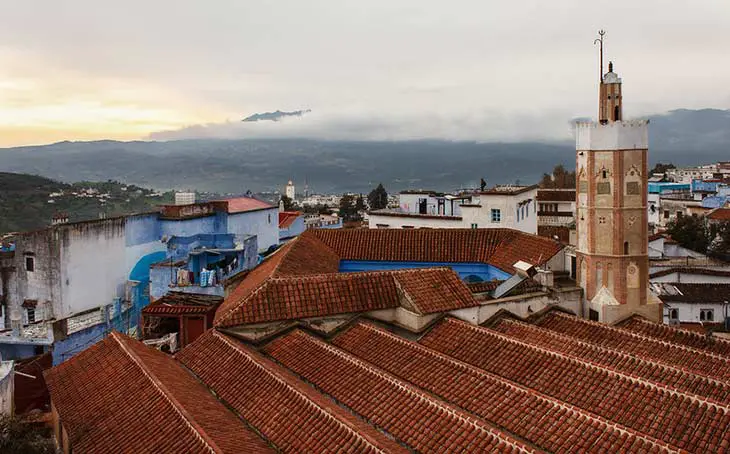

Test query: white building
[368,185,538,234]
[174,192,196,206]
[652,282,729,328]
[537,189,576,227]
[667,164,718,183]
[285,180,296,200]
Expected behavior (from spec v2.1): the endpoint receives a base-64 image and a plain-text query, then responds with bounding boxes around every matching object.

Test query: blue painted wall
[227,209,279,253]
[339,260,510,282]
[648,182,690,194]
[53,323,107,365]
[280,216,307,242]
[125,213,160,247]
[0,344,46,361]
[160,216,218,238]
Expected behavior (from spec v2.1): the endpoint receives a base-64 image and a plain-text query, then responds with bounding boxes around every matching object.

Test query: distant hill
[0,173,174,234]
[0,109,728,195]
[242,109,311,122]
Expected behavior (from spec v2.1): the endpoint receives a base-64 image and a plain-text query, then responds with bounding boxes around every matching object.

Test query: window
[601,169,608,179]
[491,209,501,223]
[26,308,35,324]
[25,256,34,272]
[663,210,670,219]
[669,309,678,320]
[624,241,629,255]
[700,309,714,322]
[676,211,682,218]
[471,223,478,229]
[268,213,272,224]
[402,225,414,229]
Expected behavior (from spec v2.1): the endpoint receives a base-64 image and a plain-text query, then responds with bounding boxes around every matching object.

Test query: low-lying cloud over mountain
[149,109,579,143]
[2,109,729,195]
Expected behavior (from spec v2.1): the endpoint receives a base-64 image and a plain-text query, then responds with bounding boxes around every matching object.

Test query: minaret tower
[575,31,662,323]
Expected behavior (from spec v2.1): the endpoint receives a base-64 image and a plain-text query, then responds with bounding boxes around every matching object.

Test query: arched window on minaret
[624,241,629,255]
[596,262,603,292]
[614,105,620,121]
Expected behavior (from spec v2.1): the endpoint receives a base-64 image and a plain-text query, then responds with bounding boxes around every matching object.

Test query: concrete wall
[227,209,278,253]
[575,120,648,151]
[663,302,727,324]
[0,362,13,416]
[368,214,462,229]
[60,220,127,319]
[651,272,730,284]
[460,188,538,234]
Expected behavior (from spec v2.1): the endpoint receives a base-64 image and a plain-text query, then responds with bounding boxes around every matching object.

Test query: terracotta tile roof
[216,267,476,328]
[143,292,222,316]
[420,317,730,452]
[394,267,477,314]
[215,229,562,329]
[536,189,576,202]
[44,331,272,454]
[278,211,302,229]
[332,322,676,453]
[308,228,561,271]
[655,283,730,304]
[490,317,730,406]
[466,278,543,297]
[537,225,571,244]
[263,329,535,453]
[708,208,730,221]
[616,315,730,357]
[649,266,730,279]
[534,311,730,383]
[213,196,274,214]
[177,330,406,453]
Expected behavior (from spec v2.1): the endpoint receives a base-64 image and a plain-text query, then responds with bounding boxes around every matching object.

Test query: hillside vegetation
[0,172,173,234]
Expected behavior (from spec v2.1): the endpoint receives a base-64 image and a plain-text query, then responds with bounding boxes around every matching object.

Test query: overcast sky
[1,0,728,146]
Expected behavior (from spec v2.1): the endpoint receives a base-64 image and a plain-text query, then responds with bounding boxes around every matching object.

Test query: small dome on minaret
[602,61,622,85]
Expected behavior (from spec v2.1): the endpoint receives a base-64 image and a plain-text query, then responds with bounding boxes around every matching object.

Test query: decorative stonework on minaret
[575,31,662,324]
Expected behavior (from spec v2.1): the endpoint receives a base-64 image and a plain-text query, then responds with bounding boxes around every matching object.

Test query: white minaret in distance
[285,180,296,200]
[574,30,662,324]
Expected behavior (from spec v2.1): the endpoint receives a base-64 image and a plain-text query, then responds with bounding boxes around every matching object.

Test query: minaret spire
[594,30,606,84]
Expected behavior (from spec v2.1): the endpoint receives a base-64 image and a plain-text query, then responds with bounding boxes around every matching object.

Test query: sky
[1,0,729,147]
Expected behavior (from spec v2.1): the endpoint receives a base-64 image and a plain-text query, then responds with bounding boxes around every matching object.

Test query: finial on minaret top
[594,30,606,83]
[608,61,613,73]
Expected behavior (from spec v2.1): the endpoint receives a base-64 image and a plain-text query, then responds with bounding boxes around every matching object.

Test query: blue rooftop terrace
[339,260,510,283]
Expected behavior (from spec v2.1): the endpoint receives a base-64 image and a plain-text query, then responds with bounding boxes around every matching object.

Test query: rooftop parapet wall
[575,120,649,151]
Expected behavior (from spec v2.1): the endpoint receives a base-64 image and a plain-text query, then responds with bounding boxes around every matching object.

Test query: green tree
[650,162,676,175]
[667,215,710,253]
[279,194,296,211]
[367,183,388,210]
[539,165,576,189]
[0,415,55,454]
[339,194,360,221]
[355,195,365,212]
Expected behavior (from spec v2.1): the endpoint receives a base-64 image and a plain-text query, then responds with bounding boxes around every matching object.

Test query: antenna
[594,30,606,83]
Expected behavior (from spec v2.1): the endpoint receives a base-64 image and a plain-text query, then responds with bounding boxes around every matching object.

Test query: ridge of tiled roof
[278,211,301,229]
[535,311,730,383]
[216,267,477,328]
[707,207,730,220]
[420,317,730,452]
[332,321,678,453]
[44,331,272,454]
[649,266,730,278]
[177,330,406,453]
[491,318,730,406]
[307,228,562,271]
[656,282,730,304]
[263,329,535,453]
[216,229,562,328]
[616,314,730,357]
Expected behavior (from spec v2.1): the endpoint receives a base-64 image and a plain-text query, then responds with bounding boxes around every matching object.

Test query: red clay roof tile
[44,331,272,454]
[177,330,406,453]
